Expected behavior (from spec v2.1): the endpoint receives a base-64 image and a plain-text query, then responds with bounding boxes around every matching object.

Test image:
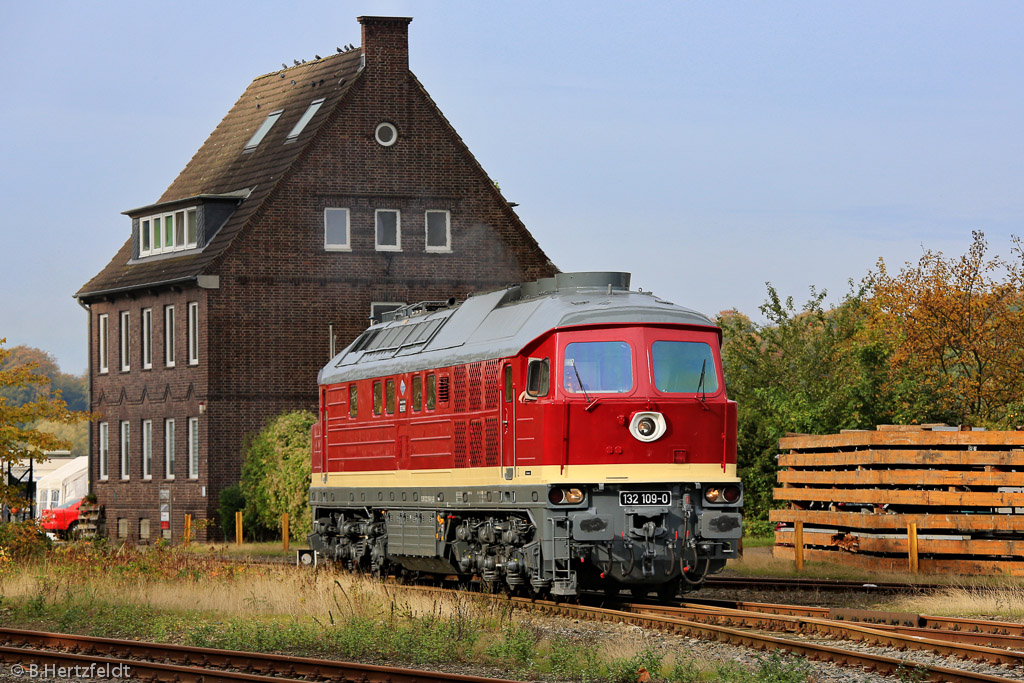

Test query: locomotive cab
[308,272,742,600]
[505,322,741,596]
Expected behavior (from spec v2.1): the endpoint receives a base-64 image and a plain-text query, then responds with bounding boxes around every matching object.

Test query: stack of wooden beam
[770,426,1024,574]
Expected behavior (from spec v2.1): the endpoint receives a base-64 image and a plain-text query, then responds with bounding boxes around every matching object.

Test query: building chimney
[358,16,413,74]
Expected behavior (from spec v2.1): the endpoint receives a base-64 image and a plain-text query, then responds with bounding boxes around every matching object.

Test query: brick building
[75,16,556,542]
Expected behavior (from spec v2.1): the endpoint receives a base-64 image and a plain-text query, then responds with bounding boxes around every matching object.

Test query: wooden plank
[773,487,1024,507]
[769,509,1024,532]
[778,469,1024,487]
[779,431,1024,451]
[908,523,918,573]
[772,545,1024,575]
[776,530,1024,556]
[794,521,803,571]
[777,449,1024,468]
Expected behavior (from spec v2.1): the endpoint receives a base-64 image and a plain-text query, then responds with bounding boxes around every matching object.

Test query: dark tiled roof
[77,51,364,299]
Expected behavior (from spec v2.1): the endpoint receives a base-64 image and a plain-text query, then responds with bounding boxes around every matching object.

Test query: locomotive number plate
[619,491,671,506]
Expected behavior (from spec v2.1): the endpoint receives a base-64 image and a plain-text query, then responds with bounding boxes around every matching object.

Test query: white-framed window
[139,207,198,257]
[99,422,109,481]
[370,301,406,324]
[141,308,152,369]
[375,209,401,251]
[142,420,153,480]
[119,311,130,372]
[120,421,130,480]
[375,122,398,147]
[165,418,175,479]
[324,208,351,251]
[244,110,282,151]
[98,313,109,374]
[287,98,325,140]
[188,302,199,365]
[165,305,175,367]
[188,417,199,479]
[425,210,451,252]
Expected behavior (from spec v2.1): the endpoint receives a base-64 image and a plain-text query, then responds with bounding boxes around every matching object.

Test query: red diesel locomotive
[308,272,742,599]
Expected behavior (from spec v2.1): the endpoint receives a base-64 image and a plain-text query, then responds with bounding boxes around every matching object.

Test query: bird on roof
[293,59,300,66]
[336,46,342,53]
[315,54,321,60]
[301,58,306,63]
[281,63,287,69]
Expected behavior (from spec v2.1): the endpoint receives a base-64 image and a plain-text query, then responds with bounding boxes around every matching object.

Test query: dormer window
[139,208,198,257]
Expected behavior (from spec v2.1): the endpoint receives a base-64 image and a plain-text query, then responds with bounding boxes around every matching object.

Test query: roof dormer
[124,189,249,262]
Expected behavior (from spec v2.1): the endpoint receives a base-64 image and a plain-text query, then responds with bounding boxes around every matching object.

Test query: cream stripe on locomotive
[314,462,738,489]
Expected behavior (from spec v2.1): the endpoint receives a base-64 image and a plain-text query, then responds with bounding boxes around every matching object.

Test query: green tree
[239,411,316,541]
[0,345,87,412]
[0,339,90,507]
[718,285,891,519]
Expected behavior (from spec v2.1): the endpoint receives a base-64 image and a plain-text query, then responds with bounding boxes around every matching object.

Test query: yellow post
[908,523,919,573]
[184,514,192,546]
[794,521,804,572]
[283,513,290,552]
[235,510,243,546]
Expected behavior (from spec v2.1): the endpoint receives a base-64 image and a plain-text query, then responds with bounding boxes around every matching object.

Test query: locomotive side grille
[438,375,450,404]
[483,359,501,410]
[468,362,483,411]
[453,367,467,412]
[484,416,500,466]
[468,418,484,467]
[454,419,467,467]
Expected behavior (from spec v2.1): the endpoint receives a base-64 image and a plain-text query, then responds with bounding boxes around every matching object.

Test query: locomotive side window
[386,379,396,414]
[349,384,358,418]
[373,381,382,415]
[412,375,422,411]
[526,358,550,397]
[426,374,437,410]
[504,366,513,402]
[563,342,632,393]
[652,341,719,393]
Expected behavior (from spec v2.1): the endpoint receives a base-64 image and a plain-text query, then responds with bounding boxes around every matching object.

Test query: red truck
[40,498,83,539]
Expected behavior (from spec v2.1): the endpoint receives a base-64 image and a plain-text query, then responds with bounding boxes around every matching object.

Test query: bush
[218,484,246,541]
[0,519,51,558]
[240,411,315,541]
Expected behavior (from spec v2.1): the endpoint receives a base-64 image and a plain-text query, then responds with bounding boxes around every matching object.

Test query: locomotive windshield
[651,341,719,393]
[563,341,632,393]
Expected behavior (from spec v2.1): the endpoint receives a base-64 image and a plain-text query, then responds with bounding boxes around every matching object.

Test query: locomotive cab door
[501,363,515,479]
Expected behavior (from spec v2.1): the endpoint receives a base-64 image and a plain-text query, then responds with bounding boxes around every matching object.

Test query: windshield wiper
[569,359,591,402]
[696,358,707,403]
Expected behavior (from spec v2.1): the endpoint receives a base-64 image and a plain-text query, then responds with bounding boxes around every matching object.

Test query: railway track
[702,575,956,592]
[518,597,1024,682]
[0,628,521,683]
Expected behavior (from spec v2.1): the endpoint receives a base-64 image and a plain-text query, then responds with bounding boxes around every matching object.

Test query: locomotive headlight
[628,411,667,442]
[704,485,742,504]
[549,487,585,505]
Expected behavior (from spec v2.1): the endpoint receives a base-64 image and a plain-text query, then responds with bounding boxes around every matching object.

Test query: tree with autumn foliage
[869,231,1024,429]
[0,338,90,507]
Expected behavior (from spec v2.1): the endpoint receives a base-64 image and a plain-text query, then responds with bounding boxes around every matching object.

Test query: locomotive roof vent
[554,271,631,293]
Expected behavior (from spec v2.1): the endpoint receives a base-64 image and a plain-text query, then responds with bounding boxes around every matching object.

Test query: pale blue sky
[2,2,1022,375]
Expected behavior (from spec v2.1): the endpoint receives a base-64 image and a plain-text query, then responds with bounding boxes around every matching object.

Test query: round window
[375,122,398,147]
